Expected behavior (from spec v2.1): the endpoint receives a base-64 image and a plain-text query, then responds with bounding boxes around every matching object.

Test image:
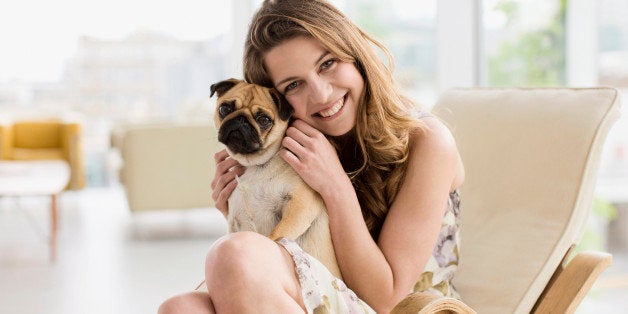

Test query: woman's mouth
[315,95,346,118]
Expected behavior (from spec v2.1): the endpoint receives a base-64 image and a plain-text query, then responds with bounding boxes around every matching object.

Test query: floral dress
[276,190,462,313]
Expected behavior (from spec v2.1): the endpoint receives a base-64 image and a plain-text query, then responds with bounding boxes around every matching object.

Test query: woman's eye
[285,81,299,93]
[256,115,273,129]
[218,102,234,118]
[320,59,336,70]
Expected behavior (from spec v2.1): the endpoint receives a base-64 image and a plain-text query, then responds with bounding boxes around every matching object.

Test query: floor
[1,186,627,314]
[0,186,227,314]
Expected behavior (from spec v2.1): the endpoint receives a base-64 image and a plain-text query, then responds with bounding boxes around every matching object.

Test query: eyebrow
[274,51,331,89]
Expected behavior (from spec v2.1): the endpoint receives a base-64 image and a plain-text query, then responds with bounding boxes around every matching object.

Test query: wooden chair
[392,87,621,313]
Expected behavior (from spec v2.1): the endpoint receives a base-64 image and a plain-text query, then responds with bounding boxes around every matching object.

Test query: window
[481,0,566,86]
[332,0,438,105]
[599,0,628,90]
[597,0,628,182]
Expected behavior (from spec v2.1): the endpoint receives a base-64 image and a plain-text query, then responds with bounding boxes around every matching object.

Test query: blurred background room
[1,0,627,313]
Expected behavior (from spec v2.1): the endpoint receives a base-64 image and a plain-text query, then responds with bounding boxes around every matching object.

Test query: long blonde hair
[244,0,423,239]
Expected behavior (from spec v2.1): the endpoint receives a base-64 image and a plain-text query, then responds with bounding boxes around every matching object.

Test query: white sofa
[111,122,221,212]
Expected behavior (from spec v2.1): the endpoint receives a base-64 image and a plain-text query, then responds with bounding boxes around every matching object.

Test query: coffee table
[0,160,70,261]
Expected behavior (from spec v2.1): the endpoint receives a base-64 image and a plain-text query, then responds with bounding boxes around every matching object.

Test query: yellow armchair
[0,120,86,190]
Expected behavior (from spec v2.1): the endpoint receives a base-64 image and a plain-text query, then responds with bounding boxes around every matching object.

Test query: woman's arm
[280,118,463,313]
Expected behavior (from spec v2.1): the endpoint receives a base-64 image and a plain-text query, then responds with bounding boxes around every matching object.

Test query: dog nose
[218,115,262,154]
[234,115,247,124]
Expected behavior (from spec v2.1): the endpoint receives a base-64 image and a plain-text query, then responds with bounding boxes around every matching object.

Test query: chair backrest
[432,87,621,313]
[12,121,63,149]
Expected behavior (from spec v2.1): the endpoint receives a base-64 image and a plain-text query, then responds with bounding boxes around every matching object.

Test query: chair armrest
[61,123,85,189]
[0,124,13,159]
[391,291,475,314]
[533,250,612,314]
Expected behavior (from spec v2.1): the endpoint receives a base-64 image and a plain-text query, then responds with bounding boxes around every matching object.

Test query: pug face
[211,79,293,166]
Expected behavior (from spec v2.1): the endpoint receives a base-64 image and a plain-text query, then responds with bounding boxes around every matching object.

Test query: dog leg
[269,184,321,241]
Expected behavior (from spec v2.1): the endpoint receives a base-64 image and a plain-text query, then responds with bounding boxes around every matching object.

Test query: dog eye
[218,102,235,118]
[256,115,273,129]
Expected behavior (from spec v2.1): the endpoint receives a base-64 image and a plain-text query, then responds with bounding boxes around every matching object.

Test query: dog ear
[210,79,242,98]
[270,89,293,121]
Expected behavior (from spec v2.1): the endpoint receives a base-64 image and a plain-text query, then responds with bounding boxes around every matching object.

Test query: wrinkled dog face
[210,79,293,166]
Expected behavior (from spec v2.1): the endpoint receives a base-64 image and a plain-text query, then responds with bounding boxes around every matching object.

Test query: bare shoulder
[408,116,465,191]
[409,116,457,155]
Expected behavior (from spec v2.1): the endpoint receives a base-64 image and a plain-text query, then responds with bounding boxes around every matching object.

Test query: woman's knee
[157,295,182,314]
[158,292,213,314]
[204,232,305,311]
[205,231,300,287]
[205,231,273,278]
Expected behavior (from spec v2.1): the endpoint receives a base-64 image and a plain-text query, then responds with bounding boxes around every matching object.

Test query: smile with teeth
[317,97,345,118]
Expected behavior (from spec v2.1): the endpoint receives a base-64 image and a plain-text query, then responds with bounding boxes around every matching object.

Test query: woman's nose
[308,78,332,105]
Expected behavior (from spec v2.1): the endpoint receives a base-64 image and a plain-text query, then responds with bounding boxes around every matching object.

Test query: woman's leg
[205,231,306,313]
[158,291,215,314]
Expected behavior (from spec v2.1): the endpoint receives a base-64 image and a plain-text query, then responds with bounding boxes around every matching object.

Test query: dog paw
[269,233,282,241]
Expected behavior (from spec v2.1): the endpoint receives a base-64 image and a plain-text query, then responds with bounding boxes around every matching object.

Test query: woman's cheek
[287,99,307,119]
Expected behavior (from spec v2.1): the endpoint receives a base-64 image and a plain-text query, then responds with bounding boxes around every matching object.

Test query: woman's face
[264,36,364,137]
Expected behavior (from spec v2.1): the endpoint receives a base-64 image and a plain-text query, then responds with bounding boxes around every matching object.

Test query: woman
[159,0,464,313]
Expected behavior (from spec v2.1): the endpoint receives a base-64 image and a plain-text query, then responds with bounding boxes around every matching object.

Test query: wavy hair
[244,0,424,239]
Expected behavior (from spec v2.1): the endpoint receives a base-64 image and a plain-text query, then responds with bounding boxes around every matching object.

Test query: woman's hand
[279,119,350,196]
[211,149,245,218]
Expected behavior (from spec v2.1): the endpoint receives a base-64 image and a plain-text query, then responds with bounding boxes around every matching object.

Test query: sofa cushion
[11,148,65,160]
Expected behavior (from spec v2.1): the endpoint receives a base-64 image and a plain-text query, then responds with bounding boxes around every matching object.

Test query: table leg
[50,194,57,262]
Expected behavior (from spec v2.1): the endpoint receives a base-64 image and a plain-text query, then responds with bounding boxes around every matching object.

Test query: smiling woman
[264,36,364,137]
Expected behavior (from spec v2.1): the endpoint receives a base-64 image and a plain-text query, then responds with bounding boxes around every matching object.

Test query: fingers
[281,135,307,161]
[215,179,237,217]
[211,149,245,216]
[211,150,242,189]
[285,125,312,149]
[282,119,329,162]
[283,119,324,154]
[279,147,300,168]
[290,119,320,138]
[211,164,244,200]
[214,149,230,163]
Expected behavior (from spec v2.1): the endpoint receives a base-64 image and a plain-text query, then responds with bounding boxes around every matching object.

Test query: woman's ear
[270,89,294,121]
[210,78,242,98]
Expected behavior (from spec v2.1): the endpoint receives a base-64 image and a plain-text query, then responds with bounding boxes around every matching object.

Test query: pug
[210,78,342,279]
